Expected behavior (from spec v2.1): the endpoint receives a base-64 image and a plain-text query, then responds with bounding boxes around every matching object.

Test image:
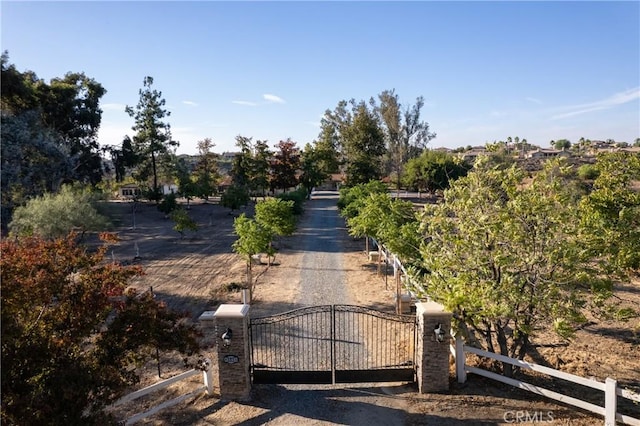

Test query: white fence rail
[452,337,640,426]
[110,361,214,425]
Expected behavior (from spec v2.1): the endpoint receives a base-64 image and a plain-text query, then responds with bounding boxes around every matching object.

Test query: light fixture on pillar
[221,328,233,346]
[434,323,446,343]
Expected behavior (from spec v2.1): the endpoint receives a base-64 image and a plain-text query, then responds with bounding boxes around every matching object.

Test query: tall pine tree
[125,76,177,202]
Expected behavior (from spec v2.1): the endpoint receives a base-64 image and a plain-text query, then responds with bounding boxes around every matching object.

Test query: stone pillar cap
[214,304,250,318]
[199,310,216,321]
[415,301,451,316]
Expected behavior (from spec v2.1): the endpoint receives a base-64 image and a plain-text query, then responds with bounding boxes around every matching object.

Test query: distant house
[619,147,640,154]
[118,183,177,199]
[433,147,453,153]
[221,152,240,161]
[526,149,571,160]
[317,173,345,191]
[217,175,233,193]
[119,184,142,199]
[458,148,490,163]
[161,183,178,195]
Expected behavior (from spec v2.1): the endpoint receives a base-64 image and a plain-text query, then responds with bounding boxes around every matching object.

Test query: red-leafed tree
[269,139,300,192]
[1,233,201,425]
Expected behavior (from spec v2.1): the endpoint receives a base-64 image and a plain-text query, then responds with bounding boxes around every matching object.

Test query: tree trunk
[244,261,255,303]
[151,150,159,203]
[496,323,513,377]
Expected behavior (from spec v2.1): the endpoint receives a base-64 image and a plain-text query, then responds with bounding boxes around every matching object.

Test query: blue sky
[2,1,639,155]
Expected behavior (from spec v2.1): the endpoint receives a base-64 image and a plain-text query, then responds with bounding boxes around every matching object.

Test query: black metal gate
[249,305,416,384]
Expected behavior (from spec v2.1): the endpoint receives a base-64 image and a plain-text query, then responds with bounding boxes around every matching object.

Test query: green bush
[9,184,110,238]
[577,164,600,180]
[158,192,178,214]
[277,187,307,215]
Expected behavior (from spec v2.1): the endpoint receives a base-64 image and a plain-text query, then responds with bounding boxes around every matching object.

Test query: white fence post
[605,377,617,426]
[203,358,214,396]
[455,336,467,384]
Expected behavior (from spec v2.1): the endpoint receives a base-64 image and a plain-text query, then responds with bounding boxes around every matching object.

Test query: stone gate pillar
[210,304,251,400]
[415,301,452,393]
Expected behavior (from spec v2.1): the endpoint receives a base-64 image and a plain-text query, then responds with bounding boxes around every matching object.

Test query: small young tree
[171,208,198,239]
[175,156,198,209]
[232,214,274,297]
[255,198,296,264]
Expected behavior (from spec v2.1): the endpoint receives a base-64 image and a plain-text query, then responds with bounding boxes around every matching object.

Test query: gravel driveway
[297,191,349,306]
[245,191,412,426]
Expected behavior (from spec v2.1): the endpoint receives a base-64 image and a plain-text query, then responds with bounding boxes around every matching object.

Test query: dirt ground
[104,198,640,425]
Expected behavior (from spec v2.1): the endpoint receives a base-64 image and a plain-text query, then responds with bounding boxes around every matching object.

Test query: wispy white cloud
[232,100,258,106]
[182,100,198,106]
[102,103,127,111]
[525,97,542,104]
[551,87,640,120]
[263,94,286,104]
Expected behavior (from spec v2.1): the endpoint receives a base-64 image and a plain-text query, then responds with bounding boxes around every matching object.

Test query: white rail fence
[451,337,640,426]
[109,360,214,425]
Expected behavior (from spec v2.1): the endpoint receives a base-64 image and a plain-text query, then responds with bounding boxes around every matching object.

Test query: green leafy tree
[171,208,198,239]
[126,76,178,202]
[319,98,386,185]
[193,138,220,200]
[231,135,253,188]
[580,152,640,271]
[1,51,39,113]
[376,89,436,193]
[552,139,571,150]
[413,158,628,376]
[175,156,198,208]
[299,143,328,198]
[1,233,201,425]
[252,139,272,198]
[255,198,296,265]
[104,135,138,182]
[403,150,470,195]
[255,198,296,237]
[232,214,274,296]
[347,192,419,263]
[220,184,250,213]
[314,120,342,176]
[37,72,106,184]
[342,101,386,185]
[9,184,110,239]
[270,139,300,192]
[1,53,107,185]
[337,180,389,220]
